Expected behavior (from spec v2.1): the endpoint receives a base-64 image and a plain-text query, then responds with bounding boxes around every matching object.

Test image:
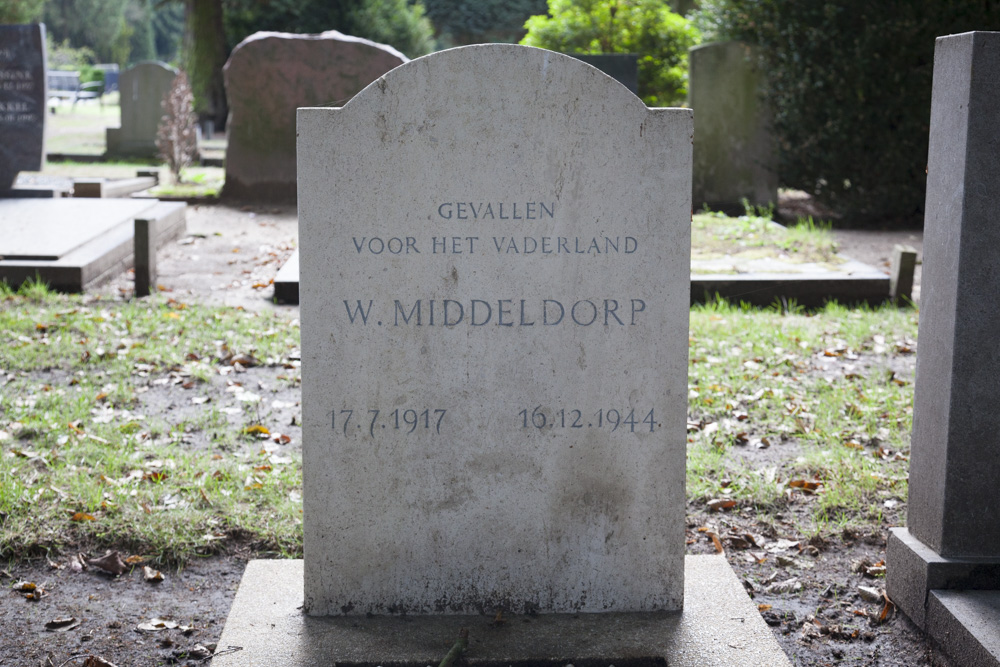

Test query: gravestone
[886,31,1000,667]
[689,41,776,213]
[105,61,177,158]
[214,44,791,667]
[0,24,46,191]
[298,43,691,616]
[222,31,407,202]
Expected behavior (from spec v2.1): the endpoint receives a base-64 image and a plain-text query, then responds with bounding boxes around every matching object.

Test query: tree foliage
[694,0,1000,225]
[223,0,435,57]
[422,0,548,46]
[41,0,158,65]
[0,0,46,23]
[521,0,700,106]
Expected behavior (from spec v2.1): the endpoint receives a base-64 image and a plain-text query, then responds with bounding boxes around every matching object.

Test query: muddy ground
[2,202,943,667]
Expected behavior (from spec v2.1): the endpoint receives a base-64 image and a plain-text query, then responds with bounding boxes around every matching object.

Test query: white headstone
[298,44,692,616]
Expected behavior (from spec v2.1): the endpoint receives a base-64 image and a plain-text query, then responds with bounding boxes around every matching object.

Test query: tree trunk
[184,0,228,130]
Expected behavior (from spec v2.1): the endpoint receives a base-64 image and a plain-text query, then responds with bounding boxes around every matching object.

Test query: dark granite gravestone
[0,24,46,191]
[886,31,1000,667]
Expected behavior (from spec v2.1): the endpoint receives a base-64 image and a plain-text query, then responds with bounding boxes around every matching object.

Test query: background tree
[152,1,185,62]
[521,0,700,107]
[0,0,46,23]
[694,0,1000,226]
[184,0,227,129]
[422,0,547,47]
[43,0,131,63]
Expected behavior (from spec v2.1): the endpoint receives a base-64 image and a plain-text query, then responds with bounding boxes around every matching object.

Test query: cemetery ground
[0,208,946,666]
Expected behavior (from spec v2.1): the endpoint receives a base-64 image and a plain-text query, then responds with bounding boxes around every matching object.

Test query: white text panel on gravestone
[298,45,692,615]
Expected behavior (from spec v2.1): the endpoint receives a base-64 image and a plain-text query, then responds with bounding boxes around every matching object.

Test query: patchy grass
[687,298,918,534]
[692,210,841,266]
[1,280,919,566]
[0,284,302,565]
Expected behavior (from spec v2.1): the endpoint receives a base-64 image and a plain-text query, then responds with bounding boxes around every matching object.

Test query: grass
[0,282,302,564]
[687,298,917,533]
[691,208,842,267]
[0,274,919,564]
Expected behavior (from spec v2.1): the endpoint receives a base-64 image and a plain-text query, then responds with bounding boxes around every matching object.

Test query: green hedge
[695,0,1000,226]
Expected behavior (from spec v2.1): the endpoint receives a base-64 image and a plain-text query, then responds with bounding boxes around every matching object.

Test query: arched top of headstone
[344,44,646,116]
[228,30,408,64]
[126,60,178,76]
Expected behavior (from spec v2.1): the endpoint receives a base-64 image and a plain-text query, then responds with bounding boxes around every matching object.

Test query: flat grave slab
[0,198,184,292]
[0,199,156,260]
[213,556,790,667]
[273,247,891,307]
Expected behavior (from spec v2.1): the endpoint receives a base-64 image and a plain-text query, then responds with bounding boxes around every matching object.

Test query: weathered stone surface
[298,44,692,616]
[689,41,776,213]
[213,556,792,666]
[887,30,1000,667]
[0,24,47,190]
[105,61,178,158]
[223,31,407,202]
[904,30,1000,560]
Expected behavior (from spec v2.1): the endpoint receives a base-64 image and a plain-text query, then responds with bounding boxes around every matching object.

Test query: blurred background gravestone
[0,23,47,192]
[221,31,407,202]
[105,61,178,158]
[689,41,776,214]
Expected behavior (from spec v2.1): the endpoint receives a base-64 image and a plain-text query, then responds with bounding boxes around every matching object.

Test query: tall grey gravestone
[0,24,46,191]
[298,44,692,616]
[689,41,776,213]
[106,61,177,158]
[887,31,1000,666]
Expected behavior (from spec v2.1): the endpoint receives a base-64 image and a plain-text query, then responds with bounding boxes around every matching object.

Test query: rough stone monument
[0,24,46,191]
[222,31,407,202]
[215,44,789,666]
[105,61,178,158]
[887,31,1000,667]
[689,41,776,213]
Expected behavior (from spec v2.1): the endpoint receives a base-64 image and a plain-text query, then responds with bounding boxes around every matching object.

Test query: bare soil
[2,202,936,667]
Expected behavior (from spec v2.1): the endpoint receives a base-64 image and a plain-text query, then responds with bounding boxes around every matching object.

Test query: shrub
[694,0,1000,226]
[521,0,700,107]
[156,70,199,183]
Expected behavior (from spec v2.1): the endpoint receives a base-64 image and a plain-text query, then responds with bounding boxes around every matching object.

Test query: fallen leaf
[12,581,36,592]
[243,424,270,436]
[143,565,164,583]
[858,585,882,603]
[86,551,128,576]
[707,498,736,512]
[45,617,81,632]
[788,479,822,493]
[71,512,97,522]
[83,656,120,667]
[707,531,724,554]
[137,618,178,632]
[765,578,802,595]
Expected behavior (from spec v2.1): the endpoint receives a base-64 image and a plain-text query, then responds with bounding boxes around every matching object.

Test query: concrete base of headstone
[927,590,1000,667]
[887,529,1000,627]
[272,248,298,304]
[212,556,789,666]
[0,199,185,292]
